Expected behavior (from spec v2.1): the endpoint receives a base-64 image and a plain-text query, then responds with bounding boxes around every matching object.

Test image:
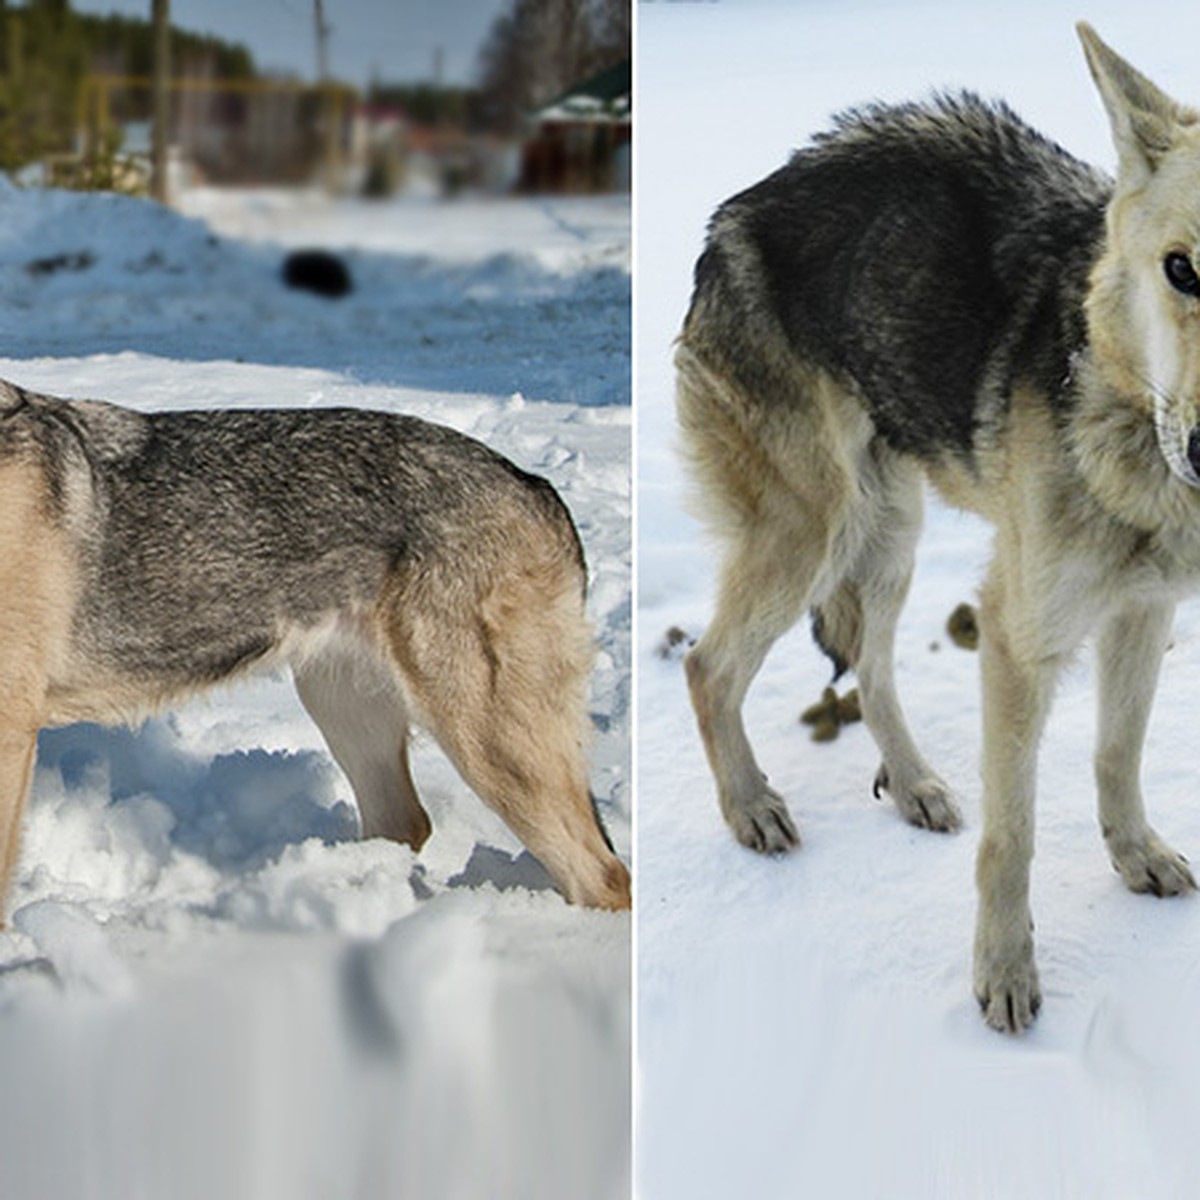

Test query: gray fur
[686,93,1110,462]
[0,380,631,912]
[0,385,580,693]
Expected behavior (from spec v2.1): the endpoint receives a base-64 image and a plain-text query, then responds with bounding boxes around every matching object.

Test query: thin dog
[0,389,630,913]
[678,24,1199,1030]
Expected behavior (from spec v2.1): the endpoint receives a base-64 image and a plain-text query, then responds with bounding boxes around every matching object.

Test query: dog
[676,23,1200,1031]
[0,385,630,914]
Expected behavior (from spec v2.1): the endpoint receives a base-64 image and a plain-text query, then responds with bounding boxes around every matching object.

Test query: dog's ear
[1077,22,1197,184]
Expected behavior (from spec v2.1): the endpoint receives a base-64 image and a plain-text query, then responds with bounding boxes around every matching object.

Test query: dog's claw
[975,976,1041,1034]
[772,811,796,846]
[875,771,961,833]
[872,766,960,831]
[724,786,800,854]
[975,945,1041,1034]
[1108,830,1197,897]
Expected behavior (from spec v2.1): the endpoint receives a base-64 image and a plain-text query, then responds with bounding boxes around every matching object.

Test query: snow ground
[0,186,629,1199]
[637,3,1200,1198]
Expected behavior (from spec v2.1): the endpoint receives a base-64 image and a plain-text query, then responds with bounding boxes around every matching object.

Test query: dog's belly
[48,569,383,728]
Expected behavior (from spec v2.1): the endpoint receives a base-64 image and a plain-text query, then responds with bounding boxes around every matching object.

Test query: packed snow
[0,184,629,1199]
[637,2,1200,1197]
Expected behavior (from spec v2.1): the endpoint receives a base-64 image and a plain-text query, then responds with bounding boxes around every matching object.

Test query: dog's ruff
[678,22,1200,1031]
[0,388,630,914]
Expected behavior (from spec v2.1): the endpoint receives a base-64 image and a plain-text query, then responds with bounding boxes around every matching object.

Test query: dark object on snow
[656,625,696,661]
[800,685,861,743]
[26,251,95,277]
[282,249,353,298]
[947,602,980,651]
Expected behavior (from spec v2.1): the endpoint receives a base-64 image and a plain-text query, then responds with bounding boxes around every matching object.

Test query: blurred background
[0,0,630,199]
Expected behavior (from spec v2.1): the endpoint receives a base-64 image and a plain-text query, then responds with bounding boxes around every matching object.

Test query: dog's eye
[1165,251,1200,296]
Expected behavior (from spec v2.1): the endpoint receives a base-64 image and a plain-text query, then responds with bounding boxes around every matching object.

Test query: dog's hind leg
[677,353,866,853]
[293,638,432,848]
[1095,599,1196,896]
[823,459,961,832]
[380,545,631,911]
[686,528,818,853]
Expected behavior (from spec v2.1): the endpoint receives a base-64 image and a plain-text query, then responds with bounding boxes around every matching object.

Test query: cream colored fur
[0,463,79,909]
[679,23,1200,1030]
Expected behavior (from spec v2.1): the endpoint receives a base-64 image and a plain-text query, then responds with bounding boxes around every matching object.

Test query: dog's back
[60,402,583,693]
[683,94,1110,461]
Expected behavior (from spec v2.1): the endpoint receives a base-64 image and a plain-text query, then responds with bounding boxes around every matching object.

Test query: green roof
[536,59,631,122]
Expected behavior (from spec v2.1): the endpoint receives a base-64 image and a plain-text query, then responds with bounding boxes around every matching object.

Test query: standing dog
[678,24,1200,1030]
[0,389,630,914]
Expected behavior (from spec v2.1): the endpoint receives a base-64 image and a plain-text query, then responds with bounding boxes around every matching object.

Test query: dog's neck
[1067,350,1200,542]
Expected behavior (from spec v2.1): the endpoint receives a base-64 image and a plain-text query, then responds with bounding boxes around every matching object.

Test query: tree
[0,0,257,178]
[0,0,88,172]
[477,0,629,134]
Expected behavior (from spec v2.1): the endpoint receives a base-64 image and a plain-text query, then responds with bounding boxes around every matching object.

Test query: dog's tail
[810,582,863,681]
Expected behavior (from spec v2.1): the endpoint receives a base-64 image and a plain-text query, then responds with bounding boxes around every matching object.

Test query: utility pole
[432,45,445,145]
[314,0,338,189]
[314,0,330,83]
[150,0,169,202]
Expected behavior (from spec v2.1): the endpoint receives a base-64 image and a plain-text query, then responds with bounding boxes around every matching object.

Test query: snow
[637,2,1200,1197]
[0,186,629,1199]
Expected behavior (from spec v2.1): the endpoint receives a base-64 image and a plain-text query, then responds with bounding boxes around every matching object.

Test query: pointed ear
[1077,22,1197,184]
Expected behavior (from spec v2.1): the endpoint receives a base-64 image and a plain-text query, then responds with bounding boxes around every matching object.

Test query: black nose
[1189,427,1200,475]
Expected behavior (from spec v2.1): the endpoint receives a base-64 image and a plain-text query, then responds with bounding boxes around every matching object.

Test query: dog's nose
[1189,427,1200,476]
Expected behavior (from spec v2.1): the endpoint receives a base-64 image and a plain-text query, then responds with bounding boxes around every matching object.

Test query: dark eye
[1165,251,1200,296]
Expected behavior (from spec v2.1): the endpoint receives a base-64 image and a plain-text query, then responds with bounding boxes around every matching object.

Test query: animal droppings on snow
[655,625,696,660]
[799,686,862,742]
[946,602,980,650]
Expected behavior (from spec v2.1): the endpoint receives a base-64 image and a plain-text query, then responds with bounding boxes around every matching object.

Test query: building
[520,59,630,194]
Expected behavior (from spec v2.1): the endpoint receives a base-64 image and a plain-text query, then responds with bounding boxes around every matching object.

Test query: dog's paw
[723,785,800,854]
[974,947,1041,1034]
[1108,829,1197,897]
[874,767,962,832]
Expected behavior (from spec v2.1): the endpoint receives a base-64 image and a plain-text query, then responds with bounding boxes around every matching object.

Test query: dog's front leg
[972,569,1064,1033]
[1095,600,1196,896]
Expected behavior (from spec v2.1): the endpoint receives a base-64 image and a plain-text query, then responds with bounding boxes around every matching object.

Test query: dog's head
[1081,23,1200,488]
